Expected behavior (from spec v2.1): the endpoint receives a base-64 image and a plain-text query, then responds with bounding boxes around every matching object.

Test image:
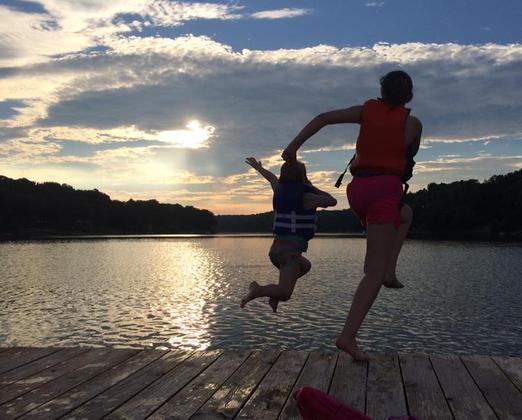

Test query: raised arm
[282,106,363,161]
[245,157,278,191]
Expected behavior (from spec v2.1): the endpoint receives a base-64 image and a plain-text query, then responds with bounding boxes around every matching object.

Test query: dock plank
[493,356,522,392]
[0,347,136,419]
[149,351,250,419]
[0,347,59,375]
[366,353,407,420]
[237,350,308,419]
[279,350,338,420]
[106,350,222,419]
[193,350,280,419]
[399,353,452,420]
[66,349,189,420]
[329,352,368,413]
[21,349,167,419]
[430,354,496,420]
[0,347,90,405]
[0,347,84,390]
[462,355,522,420]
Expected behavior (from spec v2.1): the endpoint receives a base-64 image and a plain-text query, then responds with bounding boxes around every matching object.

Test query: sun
[158,120,215,149]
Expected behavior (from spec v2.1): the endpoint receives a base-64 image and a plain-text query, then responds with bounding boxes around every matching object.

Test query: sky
[0,1,521,215]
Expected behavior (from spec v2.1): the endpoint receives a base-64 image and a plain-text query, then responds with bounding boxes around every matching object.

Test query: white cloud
[0,1,243,67]
[365,2,385,7]
[251,8,312,20]
[1,6,522,213]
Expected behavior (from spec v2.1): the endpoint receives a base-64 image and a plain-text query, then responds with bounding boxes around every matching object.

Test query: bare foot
[383,275,404,289]
[240,281,260,308]
[268,298,279,313]
[335,336,369,361]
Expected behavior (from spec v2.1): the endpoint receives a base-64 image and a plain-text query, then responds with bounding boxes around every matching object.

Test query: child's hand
[245,157,263,171]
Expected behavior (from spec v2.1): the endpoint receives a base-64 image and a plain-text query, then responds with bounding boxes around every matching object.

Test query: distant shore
[2,231,522,242]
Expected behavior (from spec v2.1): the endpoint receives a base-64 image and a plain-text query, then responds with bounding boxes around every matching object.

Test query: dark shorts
[269,237,306,269]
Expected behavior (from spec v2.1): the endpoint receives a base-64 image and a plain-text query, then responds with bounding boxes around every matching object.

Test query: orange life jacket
[350,98,409,178]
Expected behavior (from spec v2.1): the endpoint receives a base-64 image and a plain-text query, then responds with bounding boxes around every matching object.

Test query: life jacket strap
[273,211,317,233]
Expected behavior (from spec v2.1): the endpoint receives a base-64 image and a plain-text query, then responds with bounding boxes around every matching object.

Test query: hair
[279,160,308,184]
[380,70,413,106]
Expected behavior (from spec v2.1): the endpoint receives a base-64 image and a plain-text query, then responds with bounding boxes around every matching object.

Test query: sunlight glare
[158,120,215,149]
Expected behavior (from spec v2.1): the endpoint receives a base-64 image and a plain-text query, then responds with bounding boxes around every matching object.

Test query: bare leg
[336,223,396,361]
[384,204,413,288]
[240,263,301,308]
[364,205,413,289]
[269,256,311,312]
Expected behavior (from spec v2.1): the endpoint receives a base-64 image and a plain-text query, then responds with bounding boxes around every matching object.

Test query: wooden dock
[0,347,521,419]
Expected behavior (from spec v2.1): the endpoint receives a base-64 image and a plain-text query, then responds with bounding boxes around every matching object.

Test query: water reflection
[0,238,521,355]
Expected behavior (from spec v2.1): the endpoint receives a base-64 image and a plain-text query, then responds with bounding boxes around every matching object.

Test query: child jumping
[240,157,337,312]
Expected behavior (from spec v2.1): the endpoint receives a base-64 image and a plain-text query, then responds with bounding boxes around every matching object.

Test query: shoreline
[1,232,522,242]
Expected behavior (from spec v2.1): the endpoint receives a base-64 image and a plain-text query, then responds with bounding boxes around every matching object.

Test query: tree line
[2,169,521,239]
[217,169,522,240]
[0,176,217,237]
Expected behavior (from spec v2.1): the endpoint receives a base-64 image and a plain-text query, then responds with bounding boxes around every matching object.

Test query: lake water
[1,237,521,355]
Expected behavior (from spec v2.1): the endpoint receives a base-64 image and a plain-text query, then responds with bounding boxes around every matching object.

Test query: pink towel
[293,387,417,420]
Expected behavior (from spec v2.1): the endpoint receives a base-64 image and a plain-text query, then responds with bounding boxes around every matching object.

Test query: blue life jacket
[272,182,317,240]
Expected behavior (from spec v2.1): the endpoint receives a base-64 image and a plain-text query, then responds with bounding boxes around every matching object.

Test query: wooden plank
[0,347,59,375]
[462,355,522,420]
[149,351,250,419]
[236,350,308,419]
[66,349,190,420]
[106,350,222,419]
[399,353,452,420]
[329,352,368,413]
[430,354,497,420]
[0,348,85,390]
[0,348,90,405]
[193,351,280,419]
[279,350,338,419]
[493,356,522,392]
[20,349,167,420]
[0,348,136,419]
[366,353,407,420]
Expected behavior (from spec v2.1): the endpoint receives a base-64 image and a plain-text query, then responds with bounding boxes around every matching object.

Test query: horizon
[1,1,522,214]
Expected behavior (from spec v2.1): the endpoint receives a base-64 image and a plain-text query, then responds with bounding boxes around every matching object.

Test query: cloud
[365,2,385,7]
[1,5,522,213]
[251,8,312,20]
[0,1,243,66]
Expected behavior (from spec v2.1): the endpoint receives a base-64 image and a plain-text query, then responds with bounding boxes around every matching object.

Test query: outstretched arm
[282,106,363,161]
[245,157,278,191]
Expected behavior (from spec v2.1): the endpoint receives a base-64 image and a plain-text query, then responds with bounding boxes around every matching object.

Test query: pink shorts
[347,175,403,229]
